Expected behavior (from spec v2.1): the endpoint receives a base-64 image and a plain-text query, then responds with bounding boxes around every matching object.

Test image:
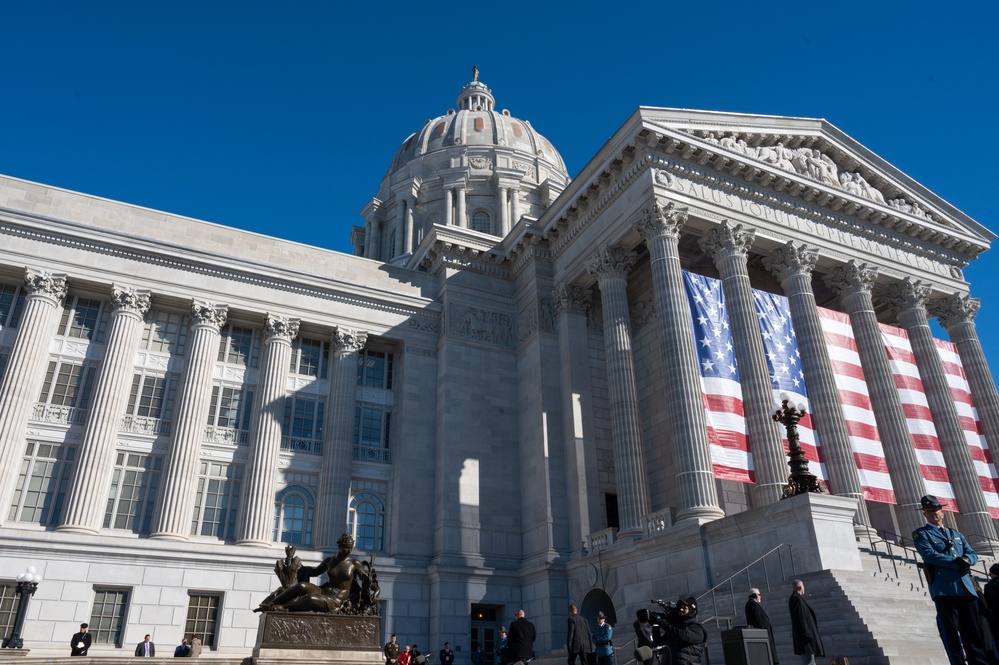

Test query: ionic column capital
[635,199,688,242]
[190,301,228,331]
[332,326,367,354]
[929,292,980,329]
[110,284,152,316]
[881,278,932,319]
[824,261,879,299]
[699,220,755,261]
[264,314,300,342]
[763,241,818,283]
[585,247,636,282]
[23,268,68,300]
[553,284,592,318]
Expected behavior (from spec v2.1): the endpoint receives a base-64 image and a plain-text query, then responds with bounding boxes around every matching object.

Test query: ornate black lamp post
[773,393,824,498]
[2,566,41,649]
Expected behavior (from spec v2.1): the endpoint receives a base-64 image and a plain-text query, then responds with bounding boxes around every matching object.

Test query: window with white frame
[37,359,98,409]
[290,337,329,378]
[0,584,16,640]
[205,384,254,445]
[282,395,324,453]
[7,442,75,525]
[191,462,242,540]
[348,492,384,551]
[124,372,179,435]
[273,485,314,546]
[353,405,391,463]
[471,210,491,233]
[103,452,162,534]
[217,324,260,368]
[0,282,25,329]
[58,296,109,342]
[89,588,129,646]
[186,593,222,649]
[141,310,189,355]
[357,349,393,389]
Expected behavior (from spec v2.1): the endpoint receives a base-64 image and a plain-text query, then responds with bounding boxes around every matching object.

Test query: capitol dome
[357,70,571,262]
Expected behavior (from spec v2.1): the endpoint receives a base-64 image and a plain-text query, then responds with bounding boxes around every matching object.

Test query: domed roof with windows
[359,69,571,262]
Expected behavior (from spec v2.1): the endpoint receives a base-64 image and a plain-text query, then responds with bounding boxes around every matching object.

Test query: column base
[54,524,100,535]
[675,505,725,525]
[148,531,190,542]
[237,538,277,548]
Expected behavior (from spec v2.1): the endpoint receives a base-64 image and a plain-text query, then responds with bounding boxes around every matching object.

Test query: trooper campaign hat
[920,495,944,511]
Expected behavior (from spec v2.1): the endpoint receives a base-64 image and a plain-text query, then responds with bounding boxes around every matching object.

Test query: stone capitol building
[0,72,997,662]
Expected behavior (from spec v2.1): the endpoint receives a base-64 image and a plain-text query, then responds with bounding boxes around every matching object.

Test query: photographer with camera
[913,494,988,665]
[636,597,707,665]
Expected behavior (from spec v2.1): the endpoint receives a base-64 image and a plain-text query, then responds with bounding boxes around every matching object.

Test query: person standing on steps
[567,604,594,665]
[746,587,778,664]
[788,580,823,665]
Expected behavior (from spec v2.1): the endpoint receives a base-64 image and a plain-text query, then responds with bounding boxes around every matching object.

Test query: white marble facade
[0,75,997,660]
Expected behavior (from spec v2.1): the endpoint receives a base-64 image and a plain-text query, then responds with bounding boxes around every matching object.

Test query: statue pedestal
[252,613,383,664]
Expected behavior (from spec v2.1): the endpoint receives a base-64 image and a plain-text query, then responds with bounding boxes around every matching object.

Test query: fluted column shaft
[236,314,299,546]
[932,293,999,482]
[510,188,520,227]
[445,189,454,227]
[499,187,510,236]
[636,201,723,523]
[0,269,68,523]
[150,301,228,540]
[826,263,926,538]
[457,188,467,228]
[765,242,870,528]
[586,248,650,535]
[314,327,366,549]
[885,280,995,541]
[59,285,151,533]
[701,222,785,506]
[404,198,414,254]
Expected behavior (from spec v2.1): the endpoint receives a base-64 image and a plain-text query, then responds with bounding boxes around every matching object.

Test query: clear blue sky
[1,2,998,369]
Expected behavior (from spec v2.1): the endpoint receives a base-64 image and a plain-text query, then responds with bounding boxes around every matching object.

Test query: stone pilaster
[150,301,228,540]
[636,201,723,523]
[236,314,299,546]
[700,221,785,507]
[314,326,366,549]
[59,285,151,533]
[0,269,68,523]
[931,293,999,493]
[883,279,996,542]
[825,262,926,538]
[554,284,600,553]
[764,242,870,529]
[585,248,650,536]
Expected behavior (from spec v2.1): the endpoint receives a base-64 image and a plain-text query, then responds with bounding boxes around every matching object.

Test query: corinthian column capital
[553,284,592,318]
[585,247,637,282]
[929,292,980,329]
[264,314,300,341]
[332,326,367,353]
[190,301,229,330]
[763,241,818,283]
[23,268,68,300]
[881,278,932,318]
[824,260,879,298]
[111,284,152,315]
[699,220,755,261]
[634,199,688,242]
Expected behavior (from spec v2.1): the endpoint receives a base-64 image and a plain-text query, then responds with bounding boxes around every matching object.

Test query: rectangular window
[353,405,391,463]
[207,385,254,430]
[0,282,25,328]
[7,442,76,525]
[357,349,393,389]
[89,588,129,646]
[191,462,242,540]
[141,310,189,355]
[126,372,179,420]
[103,452,163,534]
[290,337,329,378]
[38,360,98,409]
[186,594,221,649]
[217,324,260,367]
[0,583,18,640]
[58,296,109,342]
[283,396,325,439]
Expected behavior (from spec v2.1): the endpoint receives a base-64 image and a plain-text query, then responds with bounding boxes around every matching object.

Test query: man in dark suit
[135,634,155,657]
[745,588,777,664]
[788,580,823,665]
[70,623,91,656]
[567,604,593,665]
[440,641,455,665]
[507,609,536,664]
[914,494,988,665]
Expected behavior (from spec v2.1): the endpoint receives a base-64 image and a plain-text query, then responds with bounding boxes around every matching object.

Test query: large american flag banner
[683,271,751,482]
[935,339,999,518]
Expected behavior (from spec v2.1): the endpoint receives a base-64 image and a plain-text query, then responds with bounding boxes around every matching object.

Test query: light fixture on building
[2,566,42,649]
[773,393,823,498]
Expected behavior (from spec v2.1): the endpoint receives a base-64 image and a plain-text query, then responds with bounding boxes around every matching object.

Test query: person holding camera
[913,494,988,665]
[658,597,707,665]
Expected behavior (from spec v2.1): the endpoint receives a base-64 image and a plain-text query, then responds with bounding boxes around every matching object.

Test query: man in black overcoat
[788,580,823,665]
[567,604,594,665]
[745,588,778,664]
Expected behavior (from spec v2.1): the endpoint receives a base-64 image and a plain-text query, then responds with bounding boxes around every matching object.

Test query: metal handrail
[861,526,925,587]
[693,543,795,628]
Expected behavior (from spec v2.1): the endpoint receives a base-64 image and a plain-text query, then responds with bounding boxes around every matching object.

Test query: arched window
[273,485,314,546]
[348,492,384,551]
[471,210,491,234]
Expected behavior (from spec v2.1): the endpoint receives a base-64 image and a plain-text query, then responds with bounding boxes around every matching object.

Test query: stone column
[635,201,723,523]
[236,314,300,546]
[931,293,999,479]
[150,301,228,540]
[764,241,871,529]
[0,269,68,523]
[499,187,510,236]
[825,262,926,538]
[510,187,521,227]
[884,279,996,542]
[59,285,151,533]
[585,247,650,536]
[457,188,467,228]
[445,188,454,227]
[395,200,406,257]
[314,326,366,549]
[700,221,786,506]
[363,221,373,260]
[554,284,600,553]
[404,198,415,254]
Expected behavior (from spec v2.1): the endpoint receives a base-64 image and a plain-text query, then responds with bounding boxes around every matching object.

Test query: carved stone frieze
[111,285,152,315]
[763,241,818,283]
[407,316,440,335]
[332,326,367,354]
[513,161,536,179]
[23,268,68,300]
[881,277,932,316]
[264,314,301,341]
[635,199,688,242]
[468,156,493,171]
[553,285,592,318]
[518,306,538,344]
[700,220,755,261]
[585,247,637,281]
[256,613,380,650]
[447,304,514,347]
[929,292,980,329]
[191,301,228,330]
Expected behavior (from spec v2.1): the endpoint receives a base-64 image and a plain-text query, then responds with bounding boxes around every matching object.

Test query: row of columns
[0,267,367,548]
[559,201,999,542]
